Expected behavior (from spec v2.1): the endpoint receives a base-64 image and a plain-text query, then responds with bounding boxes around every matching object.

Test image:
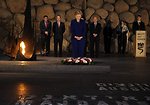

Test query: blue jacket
[71,19,86,39]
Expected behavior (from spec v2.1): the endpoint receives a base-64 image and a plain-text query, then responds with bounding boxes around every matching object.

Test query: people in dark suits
[71,11,86,58]
[53,15,65,57]
[103,20,113,54]
[40,15,52,56]
[132,14,146,35]
[89,16,102,58]
[117,20,129,54]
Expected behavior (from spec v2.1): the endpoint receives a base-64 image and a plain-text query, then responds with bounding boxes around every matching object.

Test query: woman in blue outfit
[70,11,86,58]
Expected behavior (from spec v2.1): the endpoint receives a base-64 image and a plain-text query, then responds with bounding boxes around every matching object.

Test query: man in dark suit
[89,16,101,58]
[53,15,65,57]
[103,20,113,54]
[40,15,52,56]
[132,15,145,35]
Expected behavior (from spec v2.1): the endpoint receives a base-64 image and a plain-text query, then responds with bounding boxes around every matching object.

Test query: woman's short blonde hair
[74,10,83,16]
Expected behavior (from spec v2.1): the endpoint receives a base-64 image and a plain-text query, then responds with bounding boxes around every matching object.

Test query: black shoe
[54,53,57,57]
[10,57,16,61]
[95,55,99,58]
[59,54,62,57]
[46,53,50,56]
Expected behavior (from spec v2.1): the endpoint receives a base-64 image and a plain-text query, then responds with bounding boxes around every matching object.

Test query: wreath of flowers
[61,57,94,65]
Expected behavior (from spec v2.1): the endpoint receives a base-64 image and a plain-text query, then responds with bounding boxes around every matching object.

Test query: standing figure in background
[71,11,86,58]
[84,21,89,57]
[40,15,52,56]
[89,16,101,58]
[103,20,113,54]
[132,14,145,35]
[53,15,65,57]
[117,20,129,54]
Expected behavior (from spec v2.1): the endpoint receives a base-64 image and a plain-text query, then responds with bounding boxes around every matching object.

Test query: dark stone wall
[0,0,150,54]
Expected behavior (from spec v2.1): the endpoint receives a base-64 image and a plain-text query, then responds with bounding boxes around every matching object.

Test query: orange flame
[20,41,26,55]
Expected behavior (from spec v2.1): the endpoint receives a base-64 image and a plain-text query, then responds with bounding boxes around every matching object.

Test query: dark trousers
[90,38,99,58]
[118,34,127,54]
[54,38,63,57]
[40,35,50,55]
[84,39,87,57]
[104,36,111,54]
[72,39,85,58]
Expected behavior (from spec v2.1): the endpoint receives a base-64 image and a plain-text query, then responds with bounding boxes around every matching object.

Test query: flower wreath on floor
[61,57,94,65]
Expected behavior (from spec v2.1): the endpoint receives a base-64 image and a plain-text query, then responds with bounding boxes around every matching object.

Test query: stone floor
[0,54,150,105]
